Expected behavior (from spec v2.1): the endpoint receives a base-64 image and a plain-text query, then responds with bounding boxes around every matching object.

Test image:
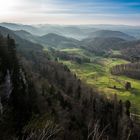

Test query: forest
[1,0,140,139]
[0,31,139,140]
[111,62,140,79]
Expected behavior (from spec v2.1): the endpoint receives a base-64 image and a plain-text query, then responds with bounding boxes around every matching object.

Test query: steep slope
[88,30,136,41]
[0,26,43,59]
[0,36,38,139]
[0,26,42,47]
[14,30,39,43]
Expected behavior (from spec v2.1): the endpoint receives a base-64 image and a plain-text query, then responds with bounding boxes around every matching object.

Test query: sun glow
[0,0,19,15]
[0,0,139,25]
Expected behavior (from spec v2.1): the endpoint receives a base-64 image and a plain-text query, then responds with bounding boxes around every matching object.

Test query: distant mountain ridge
[39,33,80,48]
[1,22,140,40]
[14,30,80,48]
[81,37,126,55]
[14,30,39,43]
[0,22,90,39]
[0,26,43,53]
[88,30,136,41]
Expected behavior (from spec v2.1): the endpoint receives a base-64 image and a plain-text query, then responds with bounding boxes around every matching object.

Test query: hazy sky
[0,0,140,25]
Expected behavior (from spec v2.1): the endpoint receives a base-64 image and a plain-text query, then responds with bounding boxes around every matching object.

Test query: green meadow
[59,48,140,114]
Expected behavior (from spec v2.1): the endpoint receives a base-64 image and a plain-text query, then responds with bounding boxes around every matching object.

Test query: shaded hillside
[0,26,43,59]
[81,37,125,55]
[14,30,39,44]
[0,35,38,139]
[81,35,140,58]
[88,30,136,41]
[0,26,42,49]
[84,25,140,39]
[14,29,80,48]
[38,33,80,48]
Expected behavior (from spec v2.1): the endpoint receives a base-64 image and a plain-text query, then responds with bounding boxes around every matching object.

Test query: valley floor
[58,48,140,115]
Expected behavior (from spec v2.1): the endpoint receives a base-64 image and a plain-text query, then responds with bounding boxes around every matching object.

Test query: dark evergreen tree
[125,82,131,90]
[125,100,131,116]
[76,85,81,99]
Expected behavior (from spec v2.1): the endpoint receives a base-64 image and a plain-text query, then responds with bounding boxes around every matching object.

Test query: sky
[0,0,140,25]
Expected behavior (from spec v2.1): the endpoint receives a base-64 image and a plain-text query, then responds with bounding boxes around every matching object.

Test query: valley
[1,0,140,139]
[10,22,140,114]
[58,48,140,114]
[0,23,140,139]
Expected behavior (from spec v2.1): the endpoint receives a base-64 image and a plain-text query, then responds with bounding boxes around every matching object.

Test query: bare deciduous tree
[87,120,110,140]
[13,121,62,140]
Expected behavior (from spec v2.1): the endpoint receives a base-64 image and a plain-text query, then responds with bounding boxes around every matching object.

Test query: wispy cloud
[0,0,140,25]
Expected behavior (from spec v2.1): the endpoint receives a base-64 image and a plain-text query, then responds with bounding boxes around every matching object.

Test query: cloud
[0,0,140,25]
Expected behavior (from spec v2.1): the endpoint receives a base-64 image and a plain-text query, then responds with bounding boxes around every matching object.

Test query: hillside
[39,33,80,48]
[81,37,126,55]
[0,26,43,61]
[119,40,140,60]
[0,26,42,49]
[88,30,136,41]
[14,30,39,43]
[14,30,80,49]
[0,35,39,139]
[0,27,138,140]
[0,22,41,35]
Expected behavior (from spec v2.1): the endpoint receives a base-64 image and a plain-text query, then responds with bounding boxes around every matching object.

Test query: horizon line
[1,22,140,27]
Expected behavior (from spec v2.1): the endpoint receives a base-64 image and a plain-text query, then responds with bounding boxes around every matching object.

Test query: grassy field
[59,48,140,114]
